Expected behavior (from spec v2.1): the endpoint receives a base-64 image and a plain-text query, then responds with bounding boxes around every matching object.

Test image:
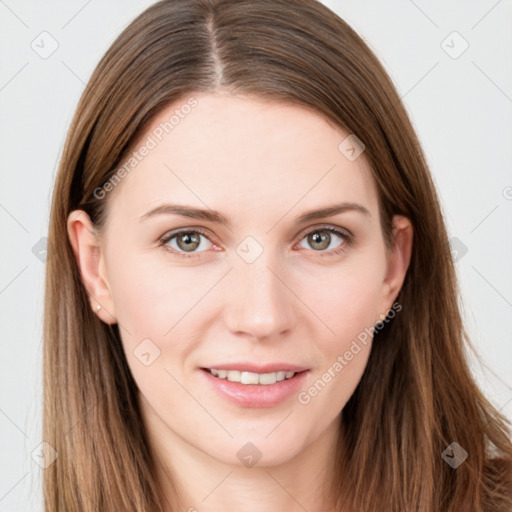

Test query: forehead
[106,93,379,225]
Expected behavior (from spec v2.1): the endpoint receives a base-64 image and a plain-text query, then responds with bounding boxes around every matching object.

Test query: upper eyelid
[295,223,352,240]
[161,226,214,243]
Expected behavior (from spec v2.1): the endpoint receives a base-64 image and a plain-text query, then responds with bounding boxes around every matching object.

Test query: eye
[159,228,214,258]
[159,225,353,260]
[297,226,352,255]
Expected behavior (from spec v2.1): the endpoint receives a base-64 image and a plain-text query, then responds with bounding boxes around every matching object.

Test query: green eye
[298,227,352,255]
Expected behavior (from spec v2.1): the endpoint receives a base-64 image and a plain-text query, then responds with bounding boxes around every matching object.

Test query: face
[69,92,412,469]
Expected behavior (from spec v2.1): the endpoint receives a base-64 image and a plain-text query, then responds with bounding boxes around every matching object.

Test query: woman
[43,0,512,510]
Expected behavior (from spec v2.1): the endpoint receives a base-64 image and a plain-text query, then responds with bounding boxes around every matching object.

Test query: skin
[68,91,413,511]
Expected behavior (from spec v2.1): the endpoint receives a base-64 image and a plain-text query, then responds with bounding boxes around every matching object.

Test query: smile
[207,368,296,385]
[200,365,309,408]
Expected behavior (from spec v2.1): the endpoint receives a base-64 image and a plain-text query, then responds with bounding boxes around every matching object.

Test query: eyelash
[158,225,353,260]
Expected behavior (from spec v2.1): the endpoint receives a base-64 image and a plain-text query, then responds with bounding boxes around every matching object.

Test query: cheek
[106,253,223,371]
[106,258,200,405]
[107,257,164,334]
[296,277,378,420]
[292,256,384,409]
[107,251,209,332]
[294,257,385,343]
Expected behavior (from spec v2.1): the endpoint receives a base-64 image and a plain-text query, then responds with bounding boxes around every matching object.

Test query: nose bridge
[224,245,296,340]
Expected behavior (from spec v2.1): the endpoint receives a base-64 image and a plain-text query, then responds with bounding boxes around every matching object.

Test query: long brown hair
[43,0,512,510]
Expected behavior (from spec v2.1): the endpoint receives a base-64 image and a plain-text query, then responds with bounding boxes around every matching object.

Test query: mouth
[203,368,299,385]
[199,364,309,408]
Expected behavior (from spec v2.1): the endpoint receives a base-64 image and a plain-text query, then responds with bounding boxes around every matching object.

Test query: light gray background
[1,1,511,510]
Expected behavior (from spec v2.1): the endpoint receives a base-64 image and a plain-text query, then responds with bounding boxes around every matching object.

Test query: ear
[376,214,413,322]
[67,210,117,324]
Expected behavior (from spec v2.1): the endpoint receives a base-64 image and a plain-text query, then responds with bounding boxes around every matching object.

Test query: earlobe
[378,215,413,319]
[67,210,117,324]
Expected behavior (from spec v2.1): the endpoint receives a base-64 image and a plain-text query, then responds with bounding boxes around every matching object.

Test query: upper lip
[201,363,308,373]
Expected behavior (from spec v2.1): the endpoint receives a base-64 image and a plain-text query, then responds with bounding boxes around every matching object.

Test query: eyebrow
[139,201,371,226]
[295,202,371,223]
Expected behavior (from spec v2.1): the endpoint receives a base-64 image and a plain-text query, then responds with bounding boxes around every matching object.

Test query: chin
[202,431,308,469]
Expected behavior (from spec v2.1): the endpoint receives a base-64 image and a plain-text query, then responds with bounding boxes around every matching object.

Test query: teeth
[208,369,297,385]
[226,370,241,382]
[240,371,259,384]
[259,372,277,385]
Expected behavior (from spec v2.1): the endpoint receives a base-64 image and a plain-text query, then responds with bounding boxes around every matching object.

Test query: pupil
[179,232,199,251]
[310,231,329,250]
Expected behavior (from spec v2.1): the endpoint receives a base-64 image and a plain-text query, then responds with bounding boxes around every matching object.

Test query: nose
[223,255,297,342]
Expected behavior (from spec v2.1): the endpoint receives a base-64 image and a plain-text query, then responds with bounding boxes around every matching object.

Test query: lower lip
[200,369,309,408]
